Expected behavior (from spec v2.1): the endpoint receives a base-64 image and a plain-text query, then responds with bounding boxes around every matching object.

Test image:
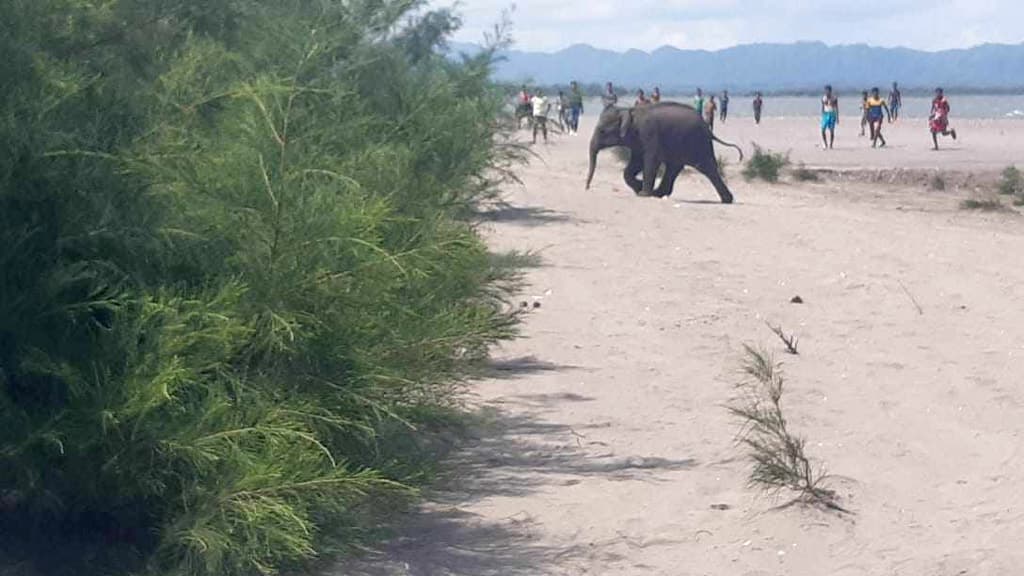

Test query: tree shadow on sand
[474,202,572,227]
[330,358,697,575]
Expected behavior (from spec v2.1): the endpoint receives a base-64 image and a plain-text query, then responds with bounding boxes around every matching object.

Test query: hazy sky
[431,0,1024,52]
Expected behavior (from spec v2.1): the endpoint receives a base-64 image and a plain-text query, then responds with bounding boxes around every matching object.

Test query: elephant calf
[585,102,743,202]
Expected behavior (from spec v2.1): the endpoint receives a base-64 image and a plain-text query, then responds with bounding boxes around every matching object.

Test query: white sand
[337,115,1024,575]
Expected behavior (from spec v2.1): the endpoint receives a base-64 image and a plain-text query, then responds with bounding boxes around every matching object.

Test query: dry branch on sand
[729,345,846,512]
[765,321,799,354]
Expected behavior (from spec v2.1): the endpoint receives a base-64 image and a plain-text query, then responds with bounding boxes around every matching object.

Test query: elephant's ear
[618,109,633,139]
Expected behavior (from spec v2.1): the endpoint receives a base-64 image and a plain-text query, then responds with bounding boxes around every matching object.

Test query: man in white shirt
[531,90,551,144]
[821,84,839,149]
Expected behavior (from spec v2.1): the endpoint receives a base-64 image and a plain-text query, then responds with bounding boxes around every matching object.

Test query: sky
[429,0,1024,53]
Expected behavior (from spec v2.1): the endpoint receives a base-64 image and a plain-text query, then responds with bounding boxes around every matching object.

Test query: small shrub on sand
[791,163,819,182]
[930,174,946,191]
[959,197,1007,211]
[742,145,789,183]
[998,165,1023,196]
[729,346,843,511]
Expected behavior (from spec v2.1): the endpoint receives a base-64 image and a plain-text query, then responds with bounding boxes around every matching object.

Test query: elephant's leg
[654,163,684,197]
[639,150,659,197]
[622,153,643,193]
[695,156,734,204]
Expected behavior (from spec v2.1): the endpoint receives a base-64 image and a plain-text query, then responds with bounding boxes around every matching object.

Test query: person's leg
[877,122,886,147]
[932,130,939,150]
[541,117,548,142]
[829,125,835,149]
[532,117,539,143]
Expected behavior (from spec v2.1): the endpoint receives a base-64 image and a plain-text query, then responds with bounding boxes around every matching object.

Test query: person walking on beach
[859,90,869,136]
[705,95,717,131]
[651,87,661,103]
[635,89,650,107]
[531,89,550,144]
[516,84,532,129]
[694,88,705,116]
[866,87,889,148]
[720,90,730,122]
[888,82,902,122]
[602,82,618,109]
[929,87,958,150]
[752,92,763,124]
[820,85,839,149]
[567,81,584,135]
[554,90,566,131]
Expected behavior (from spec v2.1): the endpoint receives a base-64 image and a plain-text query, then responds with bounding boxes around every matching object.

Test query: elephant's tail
[711,134,744,162]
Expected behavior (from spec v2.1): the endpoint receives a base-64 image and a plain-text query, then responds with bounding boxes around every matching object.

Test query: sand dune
[337,114,1024,575]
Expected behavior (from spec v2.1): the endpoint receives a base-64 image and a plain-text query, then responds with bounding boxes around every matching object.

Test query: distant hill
[449,41,1024,93]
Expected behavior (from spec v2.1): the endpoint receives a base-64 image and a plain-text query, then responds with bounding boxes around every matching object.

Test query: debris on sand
[790,295,804,304]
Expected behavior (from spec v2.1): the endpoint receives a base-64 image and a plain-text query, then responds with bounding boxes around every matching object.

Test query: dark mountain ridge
[449,41,1024,92]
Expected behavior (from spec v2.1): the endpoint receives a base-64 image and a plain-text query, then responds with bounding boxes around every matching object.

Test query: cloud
[431,0,1024,51]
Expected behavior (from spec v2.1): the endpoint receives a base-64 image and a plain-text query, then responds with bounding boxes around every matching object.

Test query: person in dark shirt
[865,87,890,148]
[888,82,902,122]
[567,81,584,135]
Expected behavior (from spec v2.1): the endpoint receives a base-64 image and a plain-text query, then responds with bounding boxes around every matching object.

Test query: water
[584,95,1024,119]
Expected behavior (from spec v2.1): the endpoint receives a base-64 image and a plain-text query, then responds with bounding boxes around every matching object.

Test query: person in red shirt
[929,88,958,150]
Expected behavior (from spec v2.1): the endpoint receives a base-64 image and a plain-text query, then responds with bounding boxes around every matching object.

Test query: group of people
[628,86,746,131]
[518,80,960,151]
[516,82,584,143]
[821,83,957,150]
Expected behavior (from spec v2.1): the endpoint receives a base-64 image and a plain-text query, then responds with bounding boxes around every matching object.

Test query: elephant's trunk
[585,138,599,190]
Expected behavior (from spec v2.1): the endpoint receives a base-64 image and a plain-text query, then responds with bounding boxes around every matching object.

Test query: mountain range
[450,41,1024,93]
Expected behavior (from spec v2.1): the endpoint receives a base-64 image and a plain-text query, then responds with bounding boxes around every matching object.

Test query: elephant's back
[649,101,698,113]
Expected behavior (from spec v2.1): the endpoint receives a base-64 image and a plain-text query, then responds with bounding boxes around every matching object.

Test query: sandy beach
[338,114,1024,575]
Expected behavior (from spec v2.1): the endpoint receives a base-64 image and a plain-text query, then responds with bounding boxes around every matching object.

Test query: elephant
[585,102,744,202]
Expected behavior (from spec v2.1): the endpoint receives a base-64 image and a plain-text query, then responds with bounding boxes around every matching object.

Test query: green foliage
[742,145,789,183]
[998,165,1023,197]
[1,1,520,575]
[729,346,842,511]
[960,197,1007,211]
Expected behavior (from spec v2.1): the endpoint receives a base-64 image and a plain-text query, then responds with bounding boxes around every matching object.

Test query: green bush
[742,145,789,183]
[998,165,1023,197]
[0,1,520,575]
[960,197,1007,211]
